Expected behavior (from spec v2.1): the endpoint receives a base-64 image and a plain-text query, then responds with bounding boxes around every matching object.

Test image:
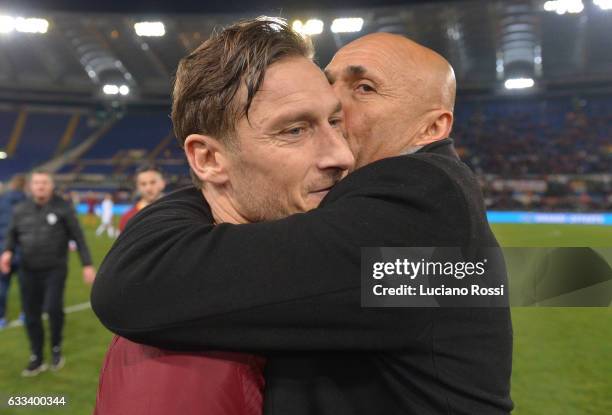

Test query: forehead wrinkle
[250,89,338,128]
[338,34,424,78]
[245,57,338,129]
[364,35,451,102]
[335,49,402,88]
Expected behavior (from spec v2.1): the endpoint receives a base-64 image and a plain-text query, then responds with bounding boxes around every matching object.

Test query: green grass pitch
[0,221,610,414]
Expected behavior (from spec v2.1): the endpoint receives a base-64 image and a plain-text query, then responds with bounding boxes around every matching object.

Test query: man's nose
[317,125,355,172]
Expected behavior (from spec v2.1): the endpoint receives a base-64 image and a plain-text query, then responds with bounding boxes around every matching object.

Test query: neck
[201,184,249,225]
[399,145,425,155]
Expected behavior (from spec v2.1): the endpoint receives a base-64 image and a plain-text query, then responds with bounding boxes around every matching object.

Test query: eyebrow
[325,65,369,85]
[267,101,343,129]
[347,65,367,77]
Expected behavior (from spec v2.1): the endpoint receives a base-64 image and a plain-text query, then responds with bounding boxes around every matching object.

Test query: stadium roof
[1,0,611,105]
[5,0,448,14]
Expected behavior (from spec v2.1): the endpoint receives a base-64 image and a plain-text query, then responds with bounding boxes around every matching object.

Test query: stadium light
[15,17,48,33]
[103,84,130,96]
[103,84,119,95]
[292,19,324,36]
[331,18,364,33]
[0,151,7,160]
[496,58,504,74]
[504,78,535,90]
[0,16,15,33]
[0,16,48,34]
[543,0,584,14]
[594,0,612,10]
[134,21,165,37]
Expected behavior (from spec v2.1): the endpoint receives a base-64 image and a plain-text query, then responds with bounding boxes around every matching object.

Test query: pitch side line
[3,301,92,330]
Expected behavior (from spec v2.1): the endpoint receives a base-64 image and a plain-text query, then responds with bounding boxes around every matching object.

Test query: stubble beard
[234,178,294,223]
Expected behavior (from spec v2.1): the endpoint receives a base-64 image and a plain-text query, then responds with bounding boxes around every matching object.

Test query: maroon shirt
[94,336,265,415]
[118,204,142,233]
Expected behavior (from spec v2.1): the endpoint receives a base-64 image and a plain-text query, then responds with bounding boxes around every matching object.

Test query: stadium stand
[453,95,612,212]
[0,108,96,178]
[1,97,610,212]
[454,95,612,176]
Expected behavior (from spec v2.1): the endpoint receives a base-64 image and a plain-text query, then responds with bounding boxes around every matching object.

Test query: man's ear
[415,110,454,147]
[184,134,231,185]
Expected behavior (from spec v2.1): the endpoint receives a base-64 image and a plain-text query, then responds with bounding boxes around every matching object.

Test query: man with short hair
[94,18,353,415]
[1,170,95,376]
[93,30,513,414]
[118,164,165,232]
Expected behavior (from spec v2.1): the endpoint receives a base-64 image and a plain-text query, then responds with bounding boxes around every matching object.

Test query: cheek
[266,153,310,203]
[345,107,375,150]
[235,153,290,192]
[233,144,314,213]
[271,157,303,193]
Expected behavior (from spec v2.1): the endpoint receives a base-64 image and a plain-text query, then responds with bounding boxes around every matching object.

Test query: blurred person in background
[69,191,80,209]
[118,164,165,232]
[96,193,116,238]
[84,191,98,226]
[0,174,27,329]
[0,170,96,376]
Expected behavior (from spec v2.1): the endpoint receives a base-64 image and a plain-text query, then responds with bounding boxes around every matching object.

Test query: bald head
[325,33,456,168]
[336,33,455,112]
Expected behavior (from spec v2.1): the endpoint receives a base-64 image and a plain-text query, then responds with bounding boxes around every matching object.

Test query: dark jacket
[0,189,26,260]
[5,194,92,270]
[92,139,513,414]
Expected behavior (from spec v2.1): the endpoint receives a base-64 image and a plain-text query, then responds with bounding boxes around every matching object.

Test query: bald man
[93,32,513,414]
[326,33,456,168]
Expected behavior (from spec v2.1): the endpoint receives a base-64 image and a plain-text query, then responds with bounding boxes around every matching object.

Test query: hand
[83,265,96,285]
[0,251,12,274]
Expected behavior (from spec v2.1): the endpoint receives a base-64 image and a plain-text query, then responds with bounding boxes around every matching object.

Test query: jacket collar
[415,137,458,160]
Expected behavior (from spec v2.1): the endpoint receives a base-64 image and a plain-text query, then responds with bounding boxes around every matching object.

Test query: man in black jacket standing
[93,30,513,414]
[1,170,95,376]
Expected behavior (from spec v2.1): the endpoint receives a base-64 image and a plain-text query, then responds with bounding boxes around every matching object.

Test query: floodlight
[0,16,15,33]
[543,0,584,14]
[0,16,48,34]
[504,78,535,90]
[103,84,119,95]
[594,0,612,11]
[331,18,364,33]
[15,17,48,34]
[134,21,165,37]
[292,19,323,36]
